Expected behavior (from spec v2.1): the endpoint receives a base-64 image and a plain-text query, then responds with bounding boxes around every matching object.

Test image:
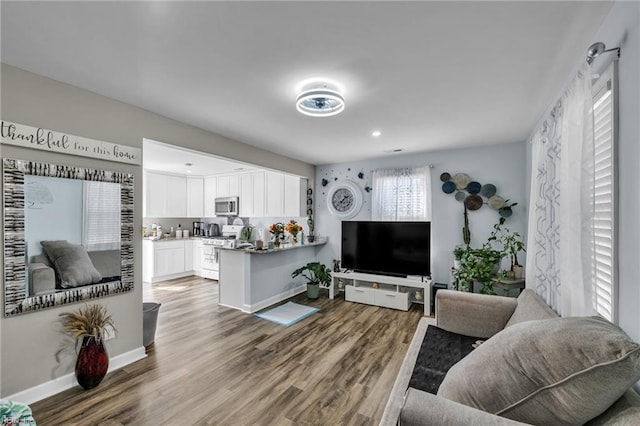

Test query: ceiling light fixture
[296,87,345,117]
[372,130,382,137]
[586,42,620,65]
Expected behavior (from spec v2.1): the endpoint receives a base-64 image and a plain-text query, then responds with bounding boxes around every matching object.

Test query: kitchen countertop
[143,236,203,242]
[221,239,327,253]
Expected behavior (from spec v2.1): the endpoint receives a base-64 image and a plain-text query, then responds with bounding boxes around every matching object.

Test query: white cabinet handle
[384,293,397,297]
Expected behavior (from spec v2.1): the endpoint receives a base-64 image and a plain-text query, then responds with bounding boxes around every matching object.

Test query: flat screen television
[341,221,431,277]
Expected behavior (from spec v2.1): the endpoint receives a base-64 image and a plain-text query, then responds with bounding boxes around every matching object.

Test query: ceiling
[1,1,613,165]
[143,139,259,176]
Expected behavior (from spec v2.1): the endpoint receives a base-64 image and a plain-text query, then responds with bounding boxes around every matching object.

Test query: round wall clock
[326,180,363,219]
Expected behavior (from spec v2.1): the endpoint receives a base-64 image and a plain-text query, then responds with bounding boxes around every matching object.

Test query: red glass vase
[75,336,109,390]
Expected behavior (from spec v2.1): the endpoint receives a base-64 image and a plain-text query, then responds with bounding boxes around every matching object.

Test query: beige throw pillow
[437,316,640,425]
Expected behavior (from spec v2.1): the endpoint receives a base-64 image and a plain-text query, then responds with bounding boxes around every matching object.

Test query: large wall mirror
[3,158,134,316]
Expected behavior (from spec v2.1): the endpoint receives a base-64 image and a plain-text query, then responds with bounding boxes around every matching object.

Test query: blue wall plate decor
[467,181,481,194]
[442,181,456,194]
[455,191,466,201]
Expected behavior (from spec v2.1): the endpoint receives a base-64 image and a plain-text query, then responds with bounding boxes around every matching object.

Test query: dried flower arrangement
[59,304,116,343]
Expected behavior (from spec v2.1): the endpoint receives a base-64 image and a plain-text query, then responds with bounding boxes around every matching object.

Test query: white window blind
[592,64,617,322]
[83,181,121,251]
[371,166,431,221]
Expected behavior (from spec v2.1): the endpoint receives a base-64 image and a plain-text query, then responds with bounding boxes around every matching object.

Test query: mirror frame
[3,158,134,316]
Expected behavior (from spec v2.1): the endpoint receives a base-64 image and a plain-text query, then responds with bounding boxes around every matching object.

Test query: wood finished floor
[30,276,423,425]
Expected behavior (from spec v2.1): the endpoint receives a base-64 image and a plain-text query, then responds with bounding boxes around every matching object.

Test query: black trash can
[143,302,161,347]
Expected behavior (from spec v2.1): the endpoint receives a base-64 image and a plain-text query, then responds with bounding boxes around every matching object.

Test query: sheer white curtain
[371,166,431,221]
[526,64,595,317]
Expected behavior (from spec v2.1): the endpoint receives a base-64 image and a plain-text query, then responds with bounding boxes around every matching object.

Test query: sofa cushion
[41,240,103,288]
[437,316,640,425]
[505,288,558,327]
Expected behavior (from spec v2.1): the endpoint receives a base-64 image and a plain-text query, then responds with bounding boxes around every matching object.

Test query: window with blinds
[592,63,617,322]
[371,166,431,221]
[83,181,121,251]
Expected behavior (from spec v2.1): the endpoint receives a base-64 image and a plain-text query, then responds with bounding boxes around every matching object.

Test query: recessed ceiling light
[186,170,193,174]
[296,87,345,117]
[372,130,382,137]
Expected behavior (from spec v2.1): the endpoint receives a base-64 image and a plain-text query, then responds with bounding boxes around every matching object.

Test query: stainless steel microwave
[215,196,239,216]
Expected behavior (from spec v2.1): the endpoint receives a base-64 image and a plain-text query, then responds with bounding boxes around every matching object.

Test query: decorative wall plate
[326,180,363,219]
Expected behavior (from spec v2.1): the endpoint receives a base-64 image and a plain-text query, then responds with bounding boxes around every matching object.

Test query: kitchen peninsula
[219,240,327,313]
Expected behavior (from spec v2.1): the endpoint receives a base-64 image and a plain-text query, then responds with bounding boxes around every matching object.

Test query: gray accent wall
[0,63,314,397]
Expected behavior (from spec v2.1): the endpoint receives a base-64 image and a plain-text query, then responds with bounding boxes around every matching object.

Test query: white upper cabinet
[144,171,166,217]
[204,176,218,217]
[166,175,187,217]
[284,175,307,217]
[239,173,253,217]
[144,171,187,218]
[187,177,204,218]
[217,175,240,198]
[252,171,266,217]
[265,171,285,217]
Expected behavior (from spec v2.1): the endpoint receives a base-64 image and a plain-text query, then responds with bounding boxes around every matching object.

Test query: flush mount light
[296,87,345,117]
[372,130,382,137]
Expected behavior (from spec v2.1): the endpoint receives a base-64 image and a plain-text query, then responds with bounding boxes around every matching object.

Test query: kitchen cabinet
[283,175,306,217]
[193,239,204,276]
[265,171,285,216]
[143,239,203,282]
[184,238,194,272]
[144,172,167,217]
[238,171,266,217]
[204,176,218,217]
[217,174,240,198]
[239,173,253,217]
[252,171,266,217]
[166,175,187,217]
[187,177,204,217]
[144,171,187,218]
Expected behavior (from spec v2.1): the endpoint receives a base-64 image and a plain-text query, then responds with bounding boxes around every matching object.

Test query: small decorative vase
[292,235,298,245]
[273,237,281,249]
[76,336,109,390]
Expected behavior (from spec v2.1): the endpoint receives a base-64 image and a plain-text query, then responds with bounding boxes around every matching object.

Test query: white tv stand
[330,271,432,316]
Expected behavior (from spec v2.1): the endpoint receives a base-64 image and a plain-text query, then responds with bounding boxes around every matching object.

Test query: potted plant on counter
[269,222,285,248]
[291,262,332,299]
[284,220,303,245]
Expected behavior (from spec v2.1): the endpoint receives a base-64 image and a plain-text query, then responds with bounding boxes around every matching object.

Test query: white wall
[314,142,527,285]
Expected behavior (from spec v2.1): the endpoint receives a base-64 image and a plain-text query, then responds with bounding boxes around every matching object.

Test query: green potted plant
[486,217,526,279]
[451,247,502,294]
[291,262,331,299]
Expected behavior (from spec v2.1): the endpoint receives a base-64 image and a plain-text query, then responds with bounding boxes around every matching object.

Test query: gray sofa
[28,249,121,295]
[381,289,640,425]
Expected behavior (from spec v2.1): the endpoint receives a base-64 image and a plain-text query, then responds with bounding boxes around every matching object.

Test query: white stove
[201,225,244,279]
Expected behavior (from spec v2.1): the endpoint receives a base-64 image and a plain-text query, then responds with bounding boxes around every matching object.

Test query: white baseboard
[246,285,307,313]
[5,346,146,405]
